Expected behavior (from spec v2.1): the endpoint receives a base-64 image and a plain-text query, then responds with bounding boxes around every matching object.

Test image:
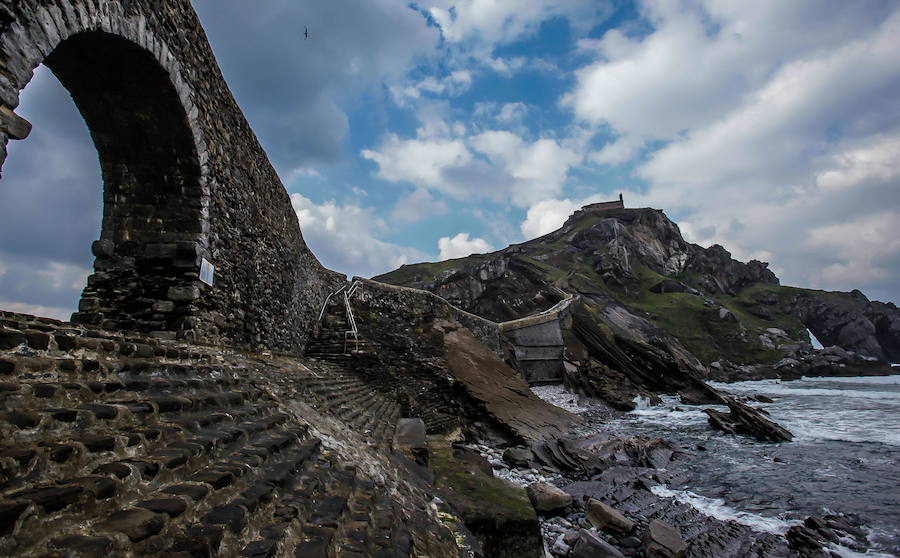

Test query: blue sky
[1,0,899,320]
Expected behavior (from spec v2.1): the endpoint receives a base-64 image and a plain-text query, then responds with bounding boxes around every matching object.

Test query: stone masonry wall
[0,0,345,353]
[352,279,502,354]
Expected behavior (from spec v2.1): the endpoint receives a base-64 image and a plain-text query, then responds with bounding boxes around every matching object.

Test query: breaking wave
[650,485,799,534]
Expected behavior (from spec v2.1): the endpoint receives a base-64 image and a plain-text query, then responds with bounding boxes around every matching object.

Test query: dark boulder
[502,447,535,468]
[570,529,625,558]
[525,482,573,515]
[643,519,687,557]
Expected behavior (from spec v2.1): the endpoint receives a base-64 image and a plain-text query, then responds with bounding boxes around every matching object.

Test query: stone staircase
[308,294,463,438]
[303,298,400,446]
[0,311,419,557]
[306,296,372,362]
[292,366,401,448]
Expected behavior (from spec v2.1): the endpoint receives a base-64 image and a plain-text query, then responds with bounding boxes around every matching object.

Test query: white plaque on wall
[199,258,215,287]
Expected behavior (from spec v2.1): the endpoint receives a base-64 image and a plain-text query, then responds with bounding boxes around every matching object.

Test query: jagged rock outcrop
[787,515,870,557]
[377,206,900,382]
[430,443,542,558]
[529,432,794,557]
[686,244,779,296]
[345,280,579,442]
[790,290,900,362]
[563,302,723,409]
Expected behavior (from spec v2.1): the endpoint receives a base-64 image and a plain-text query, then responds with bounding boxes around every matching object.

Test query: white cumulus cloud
[520,192,635,239]
[561,0,900,303]
[361,134,471,190]
[806,212,900,288]
[363,127,583,208]
[291,193,425,278]
[390,189,449,224]
[438,233,494,260]
[423,0,609,47]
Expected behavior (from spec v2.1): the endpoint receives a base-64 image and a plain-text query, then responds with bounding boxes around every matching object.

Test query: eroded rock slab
[704,397,793,442]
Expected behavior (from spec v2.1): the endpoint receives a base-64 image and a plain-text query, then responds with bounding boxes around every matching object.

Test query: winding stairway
[303,291,400,447]
[306,289,458,437]
[0,311,416,557]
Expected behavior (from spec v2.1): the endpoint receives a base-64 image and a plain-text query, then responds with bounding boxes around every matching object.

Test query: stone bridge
[0,0,344,352]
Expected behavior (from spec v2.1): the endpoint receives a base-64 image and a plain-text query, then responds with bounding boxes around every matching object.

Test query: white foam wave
[632,395,654,410]
[827,543,896,558]
[778,412,900,447]
[801,375,900,385]
[650,485,800,534]
[626,395,719,428]
[712,382,900,402]
[530,384,593,413]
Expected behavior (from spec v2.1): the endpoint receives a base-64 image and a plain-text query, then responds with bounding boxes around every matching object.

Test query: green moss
[614,265,786,364]
[512,256,566,283]
[429,443,535,520]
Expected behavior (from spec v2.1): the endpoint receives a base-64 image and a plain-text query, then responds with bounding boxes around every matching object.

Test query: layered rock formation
[376,207,899,390]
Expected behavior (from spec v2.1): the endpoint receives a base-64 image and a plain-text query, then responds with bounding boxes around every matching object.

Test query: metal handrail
[343,280,361,353]
[318,284,347,323]
[347,281,360,298]
[319,281,362,353]
[344,290,358,339]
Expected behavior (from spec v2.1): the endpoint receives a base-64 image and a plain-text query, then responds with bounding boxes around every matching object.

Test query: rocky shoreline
[458,385,885,558]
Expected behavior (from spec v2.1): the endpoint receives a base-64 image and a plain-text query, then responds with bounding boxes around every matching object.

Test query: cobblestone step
[0,308,450,557]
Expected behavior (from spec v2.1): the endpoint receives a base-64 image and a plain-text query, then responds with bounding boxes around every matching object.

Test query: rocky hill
[376,206,899,400]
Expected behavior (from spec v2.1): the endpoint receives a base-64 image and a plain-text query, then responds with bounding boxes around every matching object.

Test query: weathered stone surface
[0,502,28,537]
[440,321,579,441]
[430,442,542,558]
[643,519,687,558]
[167,286,201,302]
[393,418,427,466]
[502,446,535,468]
[97,508,166,542]
[0,310,479,558]
[138,498,187,517]
[705,397,793,442]
[719,307,737,322]
[0,329,24,350]
[48,535,113,557]
[570,529,625,558]
[585,498,634,534]
[0,106,31,140]
[152,300,176,313]
[525,482,573,515]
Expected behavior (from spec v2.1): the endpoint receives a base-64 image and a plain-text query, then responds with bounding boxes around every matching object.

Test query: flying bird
[304,26,309,40]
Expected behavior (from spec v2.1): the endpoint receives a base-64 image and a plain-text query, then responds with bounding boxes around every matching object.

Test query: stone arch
[1,1,345,352]
[0,6,209,335]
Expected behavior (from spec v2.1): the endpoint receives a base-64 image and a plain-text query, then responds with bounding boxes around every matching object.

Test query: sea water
[536,376,900,556]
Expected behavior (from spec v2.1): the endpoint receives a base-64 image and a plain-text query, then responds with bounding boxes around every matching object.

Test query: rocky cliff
[376,207,898,391]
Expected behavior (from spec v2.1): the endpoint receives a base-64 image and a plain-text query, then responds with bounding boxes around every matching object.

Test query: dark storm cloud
[191,0,439,172]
